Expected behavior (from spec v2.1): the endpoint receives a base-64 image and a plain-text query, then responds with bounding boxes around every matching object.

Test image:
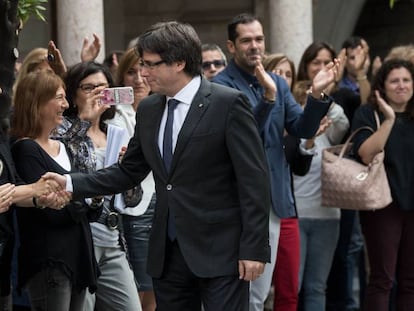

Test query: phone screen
[102,87,134,105]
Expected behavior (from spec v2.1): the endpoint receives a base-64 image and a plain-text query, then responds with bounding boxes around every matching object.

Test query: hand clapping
[311,58,341,96]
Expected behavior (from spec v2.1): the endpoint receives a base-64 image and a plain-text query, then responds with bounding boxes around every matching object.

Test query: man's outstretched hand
[42,172,68,191]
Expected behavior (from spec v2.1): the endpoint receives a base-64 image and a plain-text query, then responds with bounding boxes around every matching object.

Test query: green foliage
[389,0,399,9]
[18,0,48,23]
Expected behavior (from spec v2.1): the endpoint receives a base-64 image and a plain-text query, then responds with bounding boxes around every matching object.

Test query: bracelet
[32,197,46,209]
[356,75,367,81]
[307,87,327,100]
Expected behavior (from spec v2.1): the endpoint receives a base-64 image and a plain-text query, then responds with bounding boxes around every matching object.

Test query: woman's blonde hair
[14,48,48,87]
[263,53,296,90]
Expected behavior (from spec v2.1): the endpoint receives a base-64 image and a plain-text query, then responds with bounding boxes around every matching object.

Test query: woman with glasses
[106,48,155,311]
[54,61,142,311]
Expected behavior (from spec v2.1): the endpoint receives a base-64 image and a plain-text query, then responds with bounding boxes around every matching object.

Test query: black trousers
[153,240,249,311]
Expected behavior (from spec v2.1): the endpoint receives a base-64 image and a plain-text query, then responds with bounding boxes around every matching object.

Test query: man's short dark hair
[227,13,260,42]
[136,21,202,77]
[342,36,363,50]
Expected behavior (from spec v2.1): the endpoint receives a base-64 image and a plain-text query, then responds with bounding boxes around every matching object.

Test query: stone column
[56,0,105,66]
[268,0,313,67]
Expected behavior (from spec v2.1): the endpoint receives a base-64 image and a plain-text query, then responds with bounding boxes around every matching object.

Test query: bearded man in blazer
[45,21,271,311]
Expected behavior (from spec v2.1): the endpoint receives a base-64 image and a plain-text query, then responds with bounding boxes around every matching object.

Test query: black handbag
[122,184,143,207]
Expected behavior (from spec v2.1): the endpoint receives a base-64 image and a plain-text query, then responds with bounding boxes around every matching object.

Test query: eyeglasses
[202,60,226,70]
[78,83,109,93]
[138,59,166,70]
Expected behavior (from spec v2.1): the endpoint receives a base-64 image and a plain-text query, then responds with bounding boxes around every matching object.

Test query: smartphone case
[102,87,134,105]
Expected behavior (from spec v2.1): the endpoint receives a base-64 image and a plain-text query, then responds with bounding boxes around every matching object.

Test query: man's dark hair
[227,13,259,42]
[342,36,363,50]
[136,21,202,77]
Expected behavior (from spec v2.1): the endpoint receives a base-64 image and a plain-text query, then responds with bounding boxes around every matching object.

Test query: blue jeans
[26,266,86,311]
[327,210,365,311]
[299,218,340,311]
[123,195,155,291]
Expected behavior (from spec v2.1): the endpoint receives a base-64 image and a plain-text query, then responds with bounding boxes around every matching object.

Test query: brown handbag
[321,111,392,210]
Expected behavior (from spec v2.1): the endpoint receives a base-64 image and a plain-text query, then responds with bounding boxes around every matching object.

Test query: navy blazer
[213,60,332,218]
[70,78,271,278]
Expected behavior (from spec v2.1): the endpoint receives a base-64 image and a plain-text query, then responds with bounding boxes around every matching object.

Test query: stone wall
[16,0,414,68]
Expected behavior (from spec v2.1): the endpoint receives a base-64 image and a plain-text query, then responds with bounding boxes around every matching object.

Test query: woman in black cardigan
[10,70,100,311]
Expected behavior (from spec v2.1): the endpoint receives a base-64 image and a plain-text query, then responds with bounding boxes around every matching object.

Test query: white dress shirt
[66,75,202,192]
[157,75,201,156]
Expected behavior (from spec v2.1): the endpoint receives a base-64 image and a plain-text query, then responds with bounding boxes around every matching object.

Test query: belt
[96,211,123,231]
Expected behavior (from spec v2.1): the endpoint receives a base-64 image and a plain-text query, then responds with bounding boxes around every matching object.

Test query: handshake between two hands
[34,172,70,210]
[0,172,70,214]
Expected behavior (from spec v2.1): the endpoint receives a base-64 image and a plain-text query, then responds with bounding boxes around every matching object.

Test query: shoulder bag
[321,110,392,210]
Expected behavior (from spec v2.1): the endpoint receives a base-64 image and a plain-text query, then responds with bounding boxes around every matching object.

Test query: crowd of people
[0,11,413,311]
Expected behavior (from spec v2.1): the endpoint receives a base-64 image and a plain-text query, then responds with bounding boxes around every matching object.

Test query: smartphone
[101,87,134,105]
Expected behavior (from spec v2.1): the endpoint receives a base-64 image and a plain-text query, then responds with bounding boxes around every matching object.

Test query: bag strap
[337,110,381,159]
[374,110,380,130]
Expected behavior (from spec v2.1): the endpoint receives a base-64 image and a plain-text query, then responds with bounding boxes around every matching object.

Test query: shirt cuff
[65,174,73,192]
[299,140,317,155]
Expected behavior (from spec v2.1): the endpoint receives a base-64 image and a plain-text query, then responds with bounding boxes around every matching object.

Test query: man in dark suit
[44,21,271,310]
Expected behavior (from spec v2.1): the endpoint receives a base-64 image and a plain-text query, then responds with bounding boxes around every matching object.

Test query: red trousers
[272,218,300,311]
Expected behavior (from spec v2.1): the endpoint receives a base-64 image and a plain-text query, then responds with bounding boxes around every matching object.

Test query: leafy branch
[389,0,400,9]
[18,0,47,23]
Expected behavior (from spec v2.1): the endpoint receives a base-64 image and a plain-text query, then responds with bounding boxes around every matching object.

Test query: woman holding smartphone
[54,61,142,311]
[106,47,156,311]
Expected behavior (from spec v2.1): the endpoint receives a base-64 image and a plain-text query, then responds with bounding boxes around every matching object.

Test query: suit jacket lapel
[170,79,211,174]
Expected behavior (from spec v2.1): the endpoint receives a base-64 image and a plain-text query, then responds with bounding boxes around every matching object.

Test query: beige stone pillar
[56,0,105,66]
[268,0,313,68]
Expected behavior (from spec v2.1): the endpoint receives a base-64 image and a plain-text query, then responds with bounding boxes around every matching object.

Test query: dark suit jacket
[0,140,22,295]
[71,78,271,278]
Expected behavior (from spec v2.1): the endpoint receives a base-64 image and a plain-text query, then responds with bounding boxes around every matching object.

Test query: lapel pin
[198,103,204,108]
